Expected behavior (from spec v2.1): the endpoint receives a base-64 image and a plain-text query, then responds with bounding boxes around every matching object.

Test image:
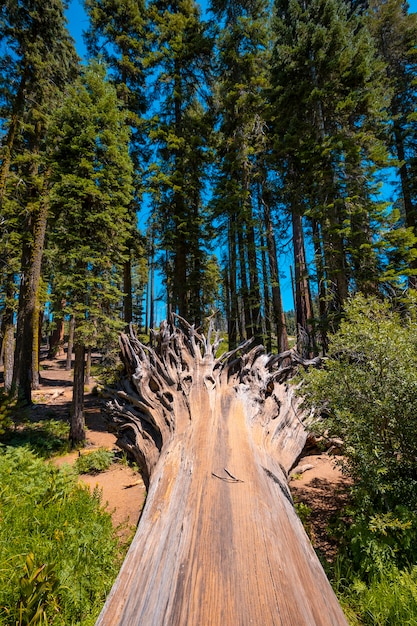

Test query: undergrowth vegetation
[298,294,417,624]
[1,418,70,457]
[75,447,115,474]
[0,446,128,625]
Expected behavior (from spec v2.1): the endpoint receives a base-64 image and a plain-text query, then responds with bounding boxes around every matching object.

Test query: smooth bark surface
[99,318,347,626]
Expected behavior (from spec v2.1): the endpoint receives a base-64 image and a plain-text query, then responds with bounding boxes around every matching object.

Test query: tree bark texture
[124,256,133,326]
[98,317,348,626]
[264,198,288,353]
[12,191,48,403]
[70,341,86,446]
[66,316,75,371]
[1,276,15,391]
[2,324,15,393]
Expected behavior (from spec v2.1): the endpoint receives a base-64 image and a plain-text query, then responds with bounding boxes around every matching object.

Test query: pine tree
[367,0,417,288]
[270,0,389,348]
[48,61,134,445]
[84,0,148,324]
[211,0,288,349]
[0,0,78,402]
[147,0,214,323]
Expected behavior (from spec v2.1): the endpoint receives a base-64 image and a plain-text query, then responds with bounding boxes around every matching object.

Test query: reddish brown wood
[98,317,348,625]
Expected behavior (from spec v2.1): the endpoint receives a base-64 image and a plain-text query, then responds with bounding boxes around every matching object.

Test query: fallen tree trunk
[98,317,347,626]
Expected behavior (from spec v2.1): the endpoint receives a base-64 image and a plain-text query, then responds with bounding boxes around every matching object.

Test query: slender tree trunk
[393,119,417,289]
[123,256,133,327]
[2,278,15,392]
[263,198,288,353]
[321,209,349,317]
[349,207,378,295]
[49,316,65,357]
[174,232,188,318]
[70,340,86,446]
[31,303,42,390]
[246,216,262,344]
[172,59,188,319]
[311,218,328,353]
[12,180,49,403]
[228,218,238,350]
[292,210,315,357]
[145,282,149,335]
[66,316,75,370]
[237,225,250,338]
[260,232,272,352]
[3,326,15,393]
[85,347,92,385]
[310,60,349,314]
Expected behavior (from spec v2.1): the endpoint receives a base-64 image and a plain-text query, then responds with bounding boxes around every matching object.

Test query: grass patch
[334,565,417,625]
[0,446,128,625]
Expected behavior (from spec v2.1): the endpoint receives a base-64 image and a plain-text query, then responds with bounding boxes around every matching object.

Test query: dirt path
[289,454,351,562]
[30,354,146,537]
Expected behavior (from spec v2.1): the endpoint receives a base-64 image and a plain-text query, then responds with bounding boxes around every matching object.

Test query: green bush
[0,446,126,625]
[297,294,417,620]
[297,294,417,514]
[0,391,28,434]
[75,447,115,474]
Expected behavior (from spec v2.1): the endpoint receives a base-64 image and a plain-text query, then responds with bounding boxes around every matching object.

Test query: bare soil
[289,454,351,562]
[30,353,147,539]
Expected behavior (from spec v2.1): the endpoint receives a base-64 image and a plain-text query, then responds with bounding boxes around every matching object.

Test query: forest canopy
[1,0,417,420]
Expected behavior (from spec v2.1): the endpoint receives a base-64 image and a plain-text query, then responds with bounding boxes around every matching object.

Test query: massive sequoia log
[98,316,348,626]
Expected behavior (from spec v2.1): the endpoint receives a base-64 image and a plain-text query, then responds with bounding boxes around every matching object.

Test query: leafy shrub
[0,391,14,434]
[335,505,417,579]
[297,294,417,620]
[297,294,417,514]
[75,447,115,474]
[294,500,313,539]
[0,446,127,625]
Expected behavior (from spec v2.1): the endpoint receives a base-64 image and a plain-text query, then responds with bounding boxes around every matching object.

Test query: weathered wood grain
[97,319,348,625]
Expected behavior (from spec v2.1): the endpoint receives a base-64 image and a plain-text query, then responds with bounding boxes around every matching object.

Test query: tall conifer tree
[367,0,417,288]
[49,62,134,445]
[84,0,148,324]
[0,0,78,401]
[270,0,389,348]
[211,0,288,349]
[147,0,214,323]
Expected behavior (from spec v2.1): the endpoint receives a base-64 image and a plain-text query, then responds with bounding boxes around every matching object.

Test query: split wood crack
[211,468,244,483]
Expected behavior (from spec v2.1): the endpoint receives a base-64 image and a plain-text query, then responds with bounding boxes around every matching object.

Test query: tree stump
[97,316,347,626]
